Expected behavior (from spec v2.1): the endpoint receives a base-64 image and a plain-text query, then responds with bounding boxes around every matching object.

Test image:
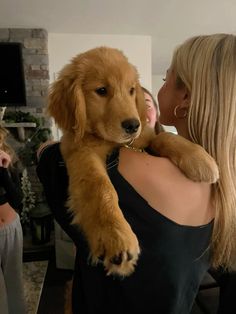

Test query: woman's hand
[0,150,11,168]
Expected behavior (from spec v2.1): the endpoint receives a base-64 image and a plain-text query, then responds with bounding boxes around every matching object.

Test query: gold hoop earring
[174,105,188,119]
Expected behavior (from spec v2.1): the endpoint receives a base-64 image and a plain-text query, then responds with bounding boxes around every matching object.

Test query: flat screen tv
[0,42,26,106]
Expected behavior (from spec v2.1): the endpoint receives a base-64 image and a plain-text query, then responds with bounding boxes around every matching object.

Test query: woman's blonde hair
[0,125,17,165]
[171,34,236,269]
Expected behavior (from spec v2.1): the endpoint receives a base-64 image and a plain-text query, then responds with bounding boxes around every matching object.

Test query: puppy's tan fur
[48,47,219,277]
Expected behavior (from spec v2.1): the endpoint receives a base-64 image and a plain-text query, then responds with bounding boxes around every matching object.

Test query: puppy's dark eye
[130,87,135,95]
[95,87,107,96]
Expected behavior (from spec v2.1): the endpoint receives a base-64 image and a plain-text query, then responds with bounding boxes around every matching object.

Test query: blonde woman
[0,126,26,314]
[157,33,236,313]
[158,33,236,269]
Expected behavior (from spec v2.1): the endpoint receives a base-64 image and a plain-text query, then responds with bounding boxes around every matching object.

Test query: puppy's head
[48,47,147,144]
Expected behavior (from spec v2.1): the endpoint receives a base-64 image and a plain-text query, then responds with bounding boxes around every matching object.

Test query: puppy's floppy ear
[135,83,147,126]
[72,86,87,140]
[47,65,87,140]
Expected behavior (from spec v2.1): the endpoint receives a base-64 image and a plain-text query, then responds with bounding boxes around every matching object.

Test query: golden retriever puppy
[48,47,219,277]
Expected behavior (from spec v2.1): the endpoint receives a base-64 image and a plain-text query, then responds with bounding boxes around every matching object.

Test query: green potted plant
[20,168,36,227]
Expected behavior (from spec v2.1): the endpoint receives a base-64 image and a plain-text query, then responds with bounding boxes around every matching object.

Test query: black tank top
[37,143,213,314]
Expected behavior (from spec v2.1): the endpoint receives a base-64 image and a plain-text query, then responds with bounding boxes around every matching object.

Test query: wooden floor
[23,228,73,314]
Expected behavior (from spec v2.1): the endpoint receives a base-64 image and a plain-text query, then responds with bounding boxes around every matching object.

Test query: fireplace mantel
[2,121,37,141]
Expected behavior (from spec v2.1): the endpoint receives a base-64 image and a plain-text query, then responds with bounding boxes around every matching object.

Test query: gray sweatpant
[0,214,26,314]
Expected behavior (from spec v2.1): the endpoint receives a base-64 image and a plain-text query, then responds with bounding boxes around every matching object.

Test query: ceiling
[1,0,236,74]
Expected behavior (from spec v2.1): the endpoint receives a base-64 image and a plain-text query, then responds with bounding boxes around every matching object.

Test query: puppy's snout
[121,119,140,134]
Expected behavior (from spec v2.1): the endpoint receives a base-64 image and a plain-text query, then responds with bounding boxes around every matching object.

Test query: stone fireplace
[0,28,49,115]
[0,28,52,220]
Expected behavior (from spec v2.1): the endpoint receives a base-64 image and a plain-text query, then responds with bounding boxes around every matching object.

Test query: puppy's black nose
[121,119,140,134]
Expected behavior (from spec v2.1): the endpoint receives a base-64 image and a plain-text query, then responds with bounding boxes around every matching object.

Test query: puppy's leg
[150,132,219,183]
[65,149,140,277]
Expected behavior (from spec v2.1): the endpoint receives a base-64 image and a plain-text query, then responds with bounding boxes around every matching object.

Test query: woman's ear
[182,87,190,107]
[182,86,191,107]
[172,83,190,120]
[176,85,190,111]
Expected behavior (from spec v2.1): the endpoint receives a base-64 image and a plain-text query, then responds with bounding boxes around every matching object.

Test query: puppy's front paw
[88,219,140,277]
[174,144,219,183]
[151,132,219,184]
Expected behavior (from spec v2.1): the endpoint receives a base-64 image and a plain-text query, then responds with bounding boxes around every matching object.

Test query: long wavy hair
[171,34,236,269]
[0,126,17,165]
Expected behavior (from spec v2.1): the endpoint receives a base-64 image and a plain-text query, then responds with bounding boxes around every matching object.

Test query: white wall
[48,33,151,88]
[152,74,164,95]
[48,33,152,139]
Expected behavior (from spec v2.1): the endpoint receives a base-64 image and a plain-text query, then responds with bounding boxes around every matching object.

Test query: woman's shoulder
[120,147,193,187]
[119,148,213,226]
[139,151,209,193]
[36,141,65,181]
[37,140,62,162]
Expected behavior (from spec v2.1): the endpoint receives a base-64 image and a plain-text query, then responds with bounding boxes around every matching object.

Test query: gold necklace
[123,144,145,153]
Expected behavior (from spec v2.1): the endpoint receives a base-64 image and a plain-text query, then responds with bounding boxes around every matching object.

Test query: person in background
[0,126,26,314]
[142,86,165,134]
